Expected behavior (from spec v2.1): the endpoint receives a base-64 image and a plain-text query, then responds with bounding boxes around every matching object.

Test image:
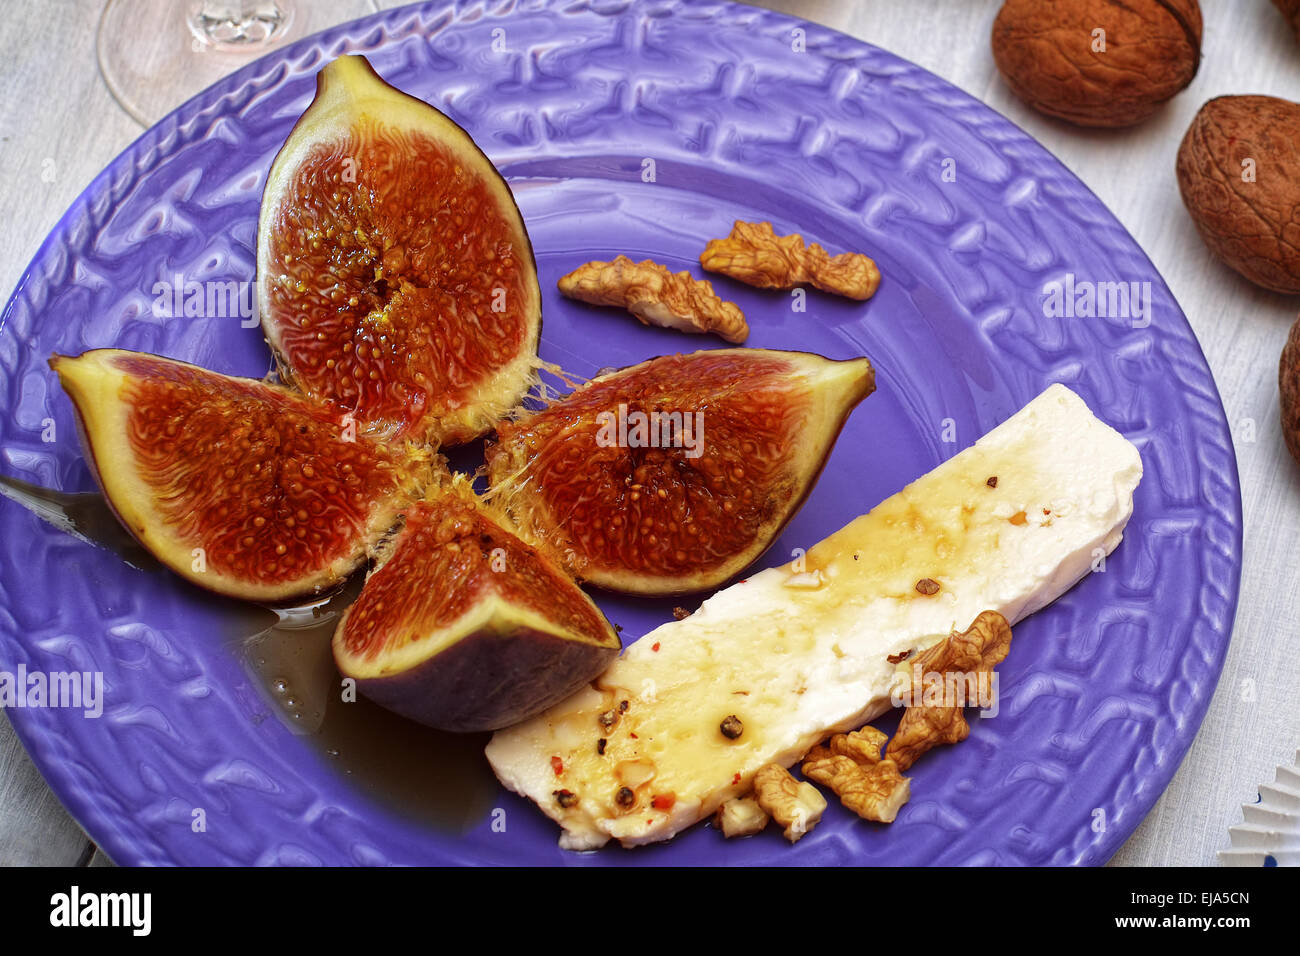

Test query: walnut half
[802,749,911,824]
[802,724,910,824]
[752,763,827,843]
[886,610,1012,771]
[557,256,748,343]
[700,220,880,300]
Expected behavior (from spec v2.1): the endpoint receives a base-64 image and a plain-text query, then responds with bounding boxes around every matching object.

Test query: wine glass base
[97,0,379,126]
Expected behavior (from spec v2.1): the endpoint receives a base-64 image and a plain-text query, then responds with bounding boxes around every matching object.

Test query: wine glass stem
[188,1,294,48]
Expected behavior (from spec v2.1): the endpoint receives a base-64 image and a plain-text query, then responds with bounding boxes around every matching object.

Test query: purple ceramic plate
[0,0,1241,865]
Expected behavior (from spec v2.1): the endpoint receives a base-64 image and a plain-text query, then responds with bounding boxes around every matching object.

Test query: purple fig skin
[348,624,619,734]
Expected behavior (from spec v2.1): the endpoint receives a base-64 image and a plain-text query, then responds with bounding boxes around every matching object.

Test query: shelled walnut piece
[700,220,881,300]
[556,256,748,343]
[887,610,1012,770]
[751,764,826,843]
[803,727,910,824]
[716,611,1013,843]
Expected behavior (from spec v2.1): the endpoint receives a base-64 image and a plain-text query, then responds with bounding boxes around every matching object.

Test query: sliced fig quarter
[333,480,620,733]
[257,54,542,446]
[50,349,424,604]
[486,348,875,595]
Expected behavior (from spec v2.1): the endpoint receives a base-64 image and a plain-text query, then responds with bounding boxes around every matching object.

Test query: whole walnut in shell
[1176,95,1300,295]
[1281,315,1300,465]
[1274,0,1300,42]
[991,0,1202,127]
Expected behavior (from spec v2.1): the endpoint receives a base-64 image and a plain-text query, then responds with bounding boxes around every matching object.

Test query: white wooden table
[1,0,1295,867]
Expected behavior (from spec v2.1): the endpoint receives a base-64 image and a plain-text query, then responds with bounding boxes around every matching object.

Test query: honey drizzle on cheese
[487,384,1143,849]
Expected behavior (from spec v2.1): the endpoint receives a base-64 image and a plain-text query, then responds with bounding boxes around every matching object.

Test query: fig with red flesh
[485,348,875,595]
[257,55,542,446]
[50,349,425,604]
[333,478,620,732]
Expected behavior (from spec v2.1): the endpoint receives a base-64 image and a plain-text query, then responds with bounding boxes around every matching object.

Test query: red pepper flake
[652,642,661,652]
[630,732,638,739]
[732,772,742,785]
[550,755,563,776]
[652,793,677,811]
[986,476,998,488]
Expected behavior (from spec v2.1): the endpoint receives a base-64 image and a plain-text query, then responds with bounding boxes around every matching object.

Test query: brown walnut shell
[1274,0,1300,42]
[991,0,1202,128]
[1176,95,1300,295]
[1280,315,1300,466]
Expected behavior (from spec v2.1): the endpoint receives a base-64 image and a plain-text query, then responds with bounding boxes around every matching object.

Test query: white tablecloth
[0,0,1294,866]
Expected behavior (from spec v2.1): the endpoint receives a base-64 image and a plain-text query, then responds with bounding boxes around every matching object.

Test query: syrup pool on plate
[235,585,500,834]
[0,475,499,834]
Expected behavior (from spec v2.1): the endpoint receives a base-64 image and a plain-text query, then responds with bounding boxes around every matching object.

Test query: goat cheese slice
[485,384,1143,850]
